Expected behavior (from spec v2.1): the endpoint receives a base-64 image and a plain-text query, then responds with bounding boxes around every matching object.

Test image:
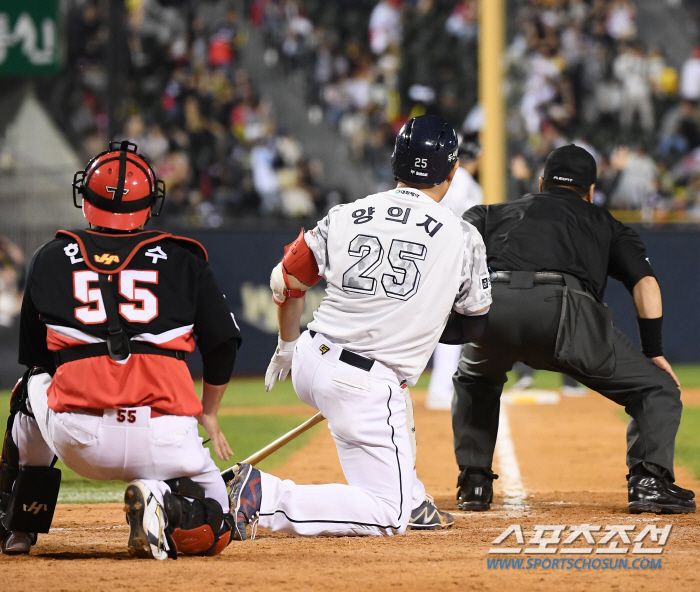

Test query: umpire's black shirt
[463,187,653,301]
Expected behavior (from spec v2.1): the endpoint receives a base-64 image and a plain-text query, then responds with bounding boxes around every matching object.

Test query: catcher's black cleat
[457,468,498,511]
[628,463,696,515]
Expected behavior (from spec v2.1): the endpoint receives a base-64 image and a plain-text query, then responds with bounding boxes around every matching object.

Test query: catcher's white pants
[258,331,416,537]
[13,372,228,511]
[426,343,462,409]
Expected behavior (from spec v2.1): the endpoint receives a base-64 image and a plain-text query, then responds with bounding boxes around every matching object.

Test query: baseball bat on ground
[220,412,326,484]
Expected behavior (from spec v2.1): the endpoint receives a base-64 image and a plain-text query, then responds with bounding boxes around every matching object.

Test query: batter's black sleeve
[18,247,55,373]
[462,205,487,237]
[193,262,242,356]
[439,311,489,345]
[607,220,655,293]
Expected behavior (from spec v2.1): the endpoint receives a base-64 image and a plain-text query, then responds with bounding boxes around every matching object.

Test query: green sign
[0,0,61,75]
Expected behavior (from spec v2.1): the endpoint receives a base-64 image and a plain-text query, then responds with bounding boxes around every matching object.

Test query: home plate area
[3,387,700,592]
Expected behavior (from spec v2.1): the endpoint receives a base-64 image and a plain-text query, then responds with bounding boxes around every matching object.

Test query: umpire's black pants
[452,281,682,480]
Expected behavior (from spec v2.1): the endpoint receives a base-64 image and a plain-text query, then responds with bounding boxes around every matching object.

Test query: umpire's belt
[54,341,188,367]
[490,271,584,290]
[309,330,374,371]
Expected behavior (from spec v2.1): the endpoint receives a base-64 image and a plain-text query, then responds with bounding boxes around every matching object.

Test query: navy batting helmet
[391,115,459,186]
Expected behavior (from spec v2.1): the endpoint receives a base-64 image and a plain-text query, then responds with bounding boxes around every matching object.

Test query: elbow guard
[271,229,322,306]
[283,228,321,286]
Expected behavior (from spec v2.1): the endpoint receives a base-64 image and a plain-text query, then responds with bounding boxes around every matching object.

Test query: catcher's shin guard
[1,370,61,538]
[163,477,233,556]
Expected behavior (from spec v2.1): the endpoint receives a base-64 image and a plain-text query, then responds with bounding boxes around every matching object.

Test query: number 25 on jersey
[342,235,427,301]
[73,270,158,324]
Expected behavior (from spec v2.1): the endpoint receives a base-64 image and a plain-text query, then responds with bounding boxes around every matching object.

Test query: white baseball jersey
[305,187,491,385]
[440,166,484,217]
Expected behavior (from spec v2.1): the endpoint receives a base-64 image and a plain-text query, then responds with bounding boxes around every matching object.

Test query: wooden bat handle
[221,412,325,483]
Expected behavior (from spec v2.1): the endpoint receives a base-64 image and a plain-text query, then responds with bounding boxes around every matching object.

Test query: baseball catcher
[0,141,241,558]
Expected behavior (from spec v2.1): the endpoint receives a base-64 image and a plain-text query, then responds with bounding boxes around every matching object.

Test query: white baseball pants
[13,372,228,511]
[258,331,415,537]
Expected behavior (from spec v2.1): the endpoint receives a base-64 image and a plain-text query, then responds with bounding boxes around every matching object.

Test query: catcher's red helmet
[72,141,165,231]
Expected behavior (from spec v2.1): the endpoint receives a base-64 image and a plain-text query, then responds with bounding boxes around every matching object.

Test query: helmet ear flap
[72,170,86,209]
[151,179,166,217]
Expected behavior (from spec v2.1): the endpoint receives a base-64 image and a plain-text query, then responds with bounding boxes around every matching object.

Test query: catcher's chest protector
[36,229,208,346]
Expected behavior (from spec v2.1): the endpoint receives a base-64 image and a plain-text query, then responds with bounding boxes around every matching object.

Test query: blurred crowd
[44,0,329,224]
[255,0,479,188]
[38,0,700,222]
[506,0,700,219]
[256,0,700,219]
[0,237,24,328]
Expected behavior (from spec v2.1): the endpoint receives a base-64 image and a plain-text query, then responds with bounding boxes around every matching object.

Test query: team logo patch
[105,186,130,197]
[319,344,330,355]
[94,253,120,265]
[482,277,490,290]
[23,502,48,514]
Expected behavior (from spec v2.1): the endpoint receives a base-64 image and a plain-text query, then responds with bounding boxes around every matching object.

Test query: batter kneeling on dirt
[228,116,492,539]
[0,142,241,558]
[454,144,695,515]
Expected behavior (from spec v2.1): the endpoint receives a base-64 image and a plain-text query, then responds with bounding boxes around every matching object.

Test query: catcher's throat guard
[272,229,321,306]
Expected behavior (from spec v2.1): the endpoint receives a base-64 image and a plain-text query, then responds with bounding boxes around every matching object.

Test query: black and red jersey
[19,229,241,416]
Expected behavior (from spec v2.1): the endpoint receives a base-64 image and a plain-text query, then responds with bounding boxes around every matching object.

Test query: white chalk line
[51,526,128,532]
[58,488,124,504]
[494,401,528,512]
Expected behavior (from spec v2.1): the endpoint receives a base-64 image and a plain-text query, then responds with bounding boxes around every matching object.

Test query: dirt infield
[3,388,700,592]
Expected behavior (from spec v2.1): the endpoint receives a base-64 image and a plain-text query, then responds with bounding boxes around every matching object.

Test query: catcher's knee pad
[164,478,233,556]
[1,369,61,536]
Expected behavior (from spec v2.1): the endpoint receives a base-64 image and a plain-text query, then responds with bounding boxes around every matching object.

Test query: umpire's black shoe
[457,468,498,511]
[628,463,696,515]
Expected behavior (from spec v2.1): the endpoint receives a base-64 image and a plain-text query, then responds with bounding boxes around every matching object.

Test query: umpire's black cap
[543,144,597,188]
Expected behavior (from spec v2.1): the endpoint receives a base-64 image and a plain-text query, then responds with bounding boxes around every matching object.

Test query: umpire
[454,145,695,515]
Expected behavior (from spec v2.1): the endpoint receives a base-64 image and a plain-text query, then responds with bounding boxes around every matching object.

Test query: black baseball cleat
[627,463,696,514]
[457,468,498,511]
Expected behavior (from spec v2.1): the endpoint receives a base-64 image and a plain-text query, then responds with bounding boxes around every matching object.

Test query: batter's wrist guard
[637,316,663,358]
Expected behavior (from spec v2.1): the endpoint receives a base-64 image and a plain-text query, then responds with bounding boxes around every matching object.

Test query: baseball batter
[228,116,492,538]
[0,142,241,559]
